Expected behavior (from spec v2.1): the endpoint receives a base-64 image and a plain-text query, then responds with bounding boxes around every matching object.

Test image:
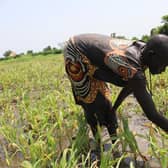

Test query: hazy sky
[0,0,168,56]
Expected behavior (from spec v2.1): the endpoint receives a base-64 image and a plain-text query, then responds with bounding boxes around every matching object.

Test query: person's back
[65,34,146,85]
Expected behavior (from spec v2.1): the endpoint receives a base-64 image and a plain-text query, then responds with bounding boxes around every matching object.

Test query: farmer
[63,33,168,145]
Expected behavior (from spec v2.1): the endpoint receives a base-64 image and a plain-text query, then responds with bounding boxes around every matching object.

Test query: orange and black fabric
[64,38,111,104]
[63,34,145,104]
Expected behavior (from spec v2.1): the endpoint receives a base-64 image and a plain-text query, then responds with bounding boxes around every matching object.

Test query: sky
[0,0,168,56]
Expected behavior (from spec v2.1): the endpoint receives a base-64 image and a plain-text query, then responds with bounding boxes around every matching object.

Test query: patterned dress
[63,34,145,105]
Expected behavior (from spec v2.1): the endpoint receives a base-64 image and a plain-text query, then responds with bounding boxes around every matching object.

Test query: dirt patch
[0,135,24,168]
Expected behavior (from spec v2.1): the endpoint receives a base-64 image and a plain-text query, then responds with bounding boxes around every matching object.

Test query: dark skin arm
[128,72,168,132]
[113,86,132,111]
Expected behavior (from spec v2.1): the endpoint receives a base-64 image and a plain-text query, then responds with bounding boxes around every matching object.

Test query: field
[0,54,168,168]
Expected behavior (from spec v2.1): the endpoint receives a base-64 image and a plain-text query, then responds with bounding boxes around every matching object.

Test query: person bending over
[63,33,168,146]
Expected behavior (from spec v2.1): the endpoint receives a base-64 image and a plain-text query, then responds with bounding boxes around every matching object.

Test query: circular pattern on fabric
[66,60,84,82]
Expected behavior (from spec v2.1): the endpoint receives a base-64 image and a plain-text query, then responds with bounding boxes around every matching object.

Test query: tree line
[134,14,168,42]
[3,45,62,59]
[112,15,168,42]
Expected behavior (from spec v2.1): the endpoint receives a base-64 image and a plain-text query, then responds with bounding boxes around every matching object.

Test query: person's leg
[82,104,100,148]
[92,92,118,144]
[82,89,118,145]
[106,106,118,144]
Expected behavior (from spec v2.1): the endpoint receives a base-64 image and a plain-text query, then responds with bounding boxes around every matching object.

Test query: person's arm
[113,87,132,111]
[128,72,168,132]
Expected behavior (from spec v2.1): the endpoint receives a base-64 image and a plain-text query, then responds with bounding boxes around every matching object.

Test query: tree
[3,50,12,57]
[150,15,168,36]
[27,50,33,55]
[43,46,52,52]
[150,27,159,36]
[161,15,168,24]
[156,15,168,35]
[131,37,139,41]
[42,46,53,55]
[141,35,150,42]
[159,24,168,35]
